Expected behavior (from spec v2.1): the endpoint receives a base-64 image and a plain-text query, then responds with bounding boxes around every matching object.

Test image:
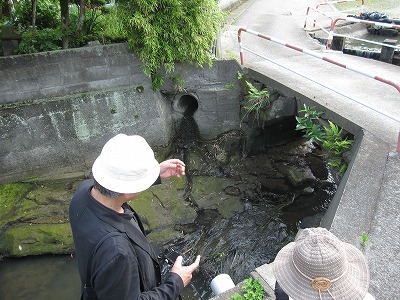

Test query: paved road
[218,1,400,299]
[220,0,400,149]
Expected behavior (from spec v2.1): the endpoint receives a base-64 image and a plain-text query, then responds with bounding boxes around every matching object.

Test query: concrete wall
[0,43,242,183]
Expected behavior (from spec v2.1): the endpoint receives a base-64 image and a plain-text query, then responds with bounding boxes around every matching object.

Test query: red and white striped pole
[327,17,400,49]
[238,28,245,65]
[237,27,400,93]
[397,131,400,153]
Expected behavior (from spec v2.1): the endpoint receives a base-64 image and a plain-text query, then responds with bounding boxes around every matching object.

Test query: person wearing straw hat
[69,133,201,300]
[273,227,375,300]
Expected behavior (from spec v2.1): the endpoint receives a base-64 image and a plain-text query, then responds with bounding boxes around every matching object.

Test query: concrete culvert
[173,94,199,116]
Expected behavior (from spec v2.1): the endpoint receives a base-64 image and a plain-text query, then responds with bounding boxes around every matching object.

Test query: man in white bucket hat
[69,133,200,300]
[273,227,375,300]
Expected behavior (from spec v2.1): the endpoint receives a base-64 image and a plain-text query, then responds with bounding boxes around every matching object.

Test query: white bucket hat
[92,134,160,193]
[273,227,370,300]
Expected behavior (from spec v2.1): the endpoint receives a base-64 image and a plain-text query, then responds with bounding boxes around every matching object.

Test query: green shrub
[97,6,127,43]
[66,5,127,48]
[295,104,325,143]
[295,104,353,175]
[118,0,224,88]
[11,0,60,30]
[15,28,62,54]
[323,120,353,156]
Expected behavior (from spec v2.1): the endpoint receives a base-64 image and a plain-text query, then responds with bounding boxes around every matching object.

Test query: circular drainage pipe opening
[174,94,199,117]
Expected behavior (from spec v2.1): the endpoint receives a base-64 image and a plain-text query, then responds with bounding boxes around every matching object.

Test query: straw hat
[92,134,160,193]
[273,227,370,300]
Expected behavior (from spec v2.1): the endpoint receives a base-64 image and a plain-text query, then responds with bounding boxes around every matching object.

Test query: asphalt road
[219,0,400,149]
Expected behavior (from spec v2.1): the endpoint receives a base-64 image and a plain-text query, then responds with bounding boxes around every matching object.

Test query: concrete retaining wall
[0,43,242,183]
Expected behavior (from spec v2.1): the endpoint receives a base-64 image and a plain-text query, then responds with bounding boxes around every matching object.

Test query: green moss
[225,83,237,90]
[129,177,196,239]
[153,146,173,162]
[0,182,33,207]
[0,183,34,227]
[2,223,74,257]
[0,179,79,257]
[147,227,183,245]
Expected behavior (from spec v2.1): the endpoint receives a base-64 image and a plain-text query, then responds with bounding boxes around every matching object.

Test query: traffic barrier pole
[327,17,400,49]
[397,132,400,152]
[237,28,400,93]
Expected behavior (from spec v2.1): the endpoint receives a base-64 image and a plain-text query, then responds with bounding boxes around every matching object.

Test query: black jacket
[69,179,183,300]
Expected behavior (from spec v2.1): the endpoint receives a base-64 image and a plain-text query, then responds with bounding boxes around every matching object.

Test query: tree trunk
[60,0,69,49]
[31,0,37,28]
[78,0,86,30]
[1,0,12,17]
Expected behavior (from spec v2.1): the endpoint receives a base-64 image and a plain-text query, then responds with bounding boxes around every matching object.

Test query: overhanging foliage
[119,0,224,85]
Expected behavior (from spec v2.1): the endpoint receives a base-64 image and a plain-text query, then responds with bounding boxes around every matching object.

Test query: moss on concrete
[0,175,200,257]
[129,176,197,232]
[0,180,79,257]
[0,182,35,227]
[146,226,184,245]
[2,223,74,257]
[191,176,243,218]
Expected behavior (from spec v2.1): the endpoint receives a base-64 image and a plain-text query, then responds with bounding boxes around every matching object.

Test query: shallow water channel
[0,124,338,300]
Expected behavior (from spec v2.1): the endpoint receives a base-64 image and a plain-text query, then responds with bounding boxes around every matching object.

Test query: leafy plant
[119,0,224,88]
[323,120,353,156]
[15,28,62,54]
[98,6,127,42]
[151,73,165,92]
[10,0,60,30]
[231,278,265,300]
[241,80,270,123]
[295,104,353,175]
[295,104,325,143]
[359,233,369,248]
[322,120,353,174]
[66,5,111,48]
[171,75,185,92]
[326,158,348,175]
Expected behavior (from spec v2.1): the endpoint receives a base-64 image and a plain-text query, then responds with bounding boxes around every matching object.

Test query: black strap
[81,232,126,300]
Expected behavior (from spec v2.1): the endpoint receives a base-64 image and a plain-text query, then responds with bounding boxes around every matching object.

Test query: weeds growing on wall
[295,104,325,143]
[295,104,353,175]
[238,72,271,125]
[359,233,369,249]
[171,75,185,92]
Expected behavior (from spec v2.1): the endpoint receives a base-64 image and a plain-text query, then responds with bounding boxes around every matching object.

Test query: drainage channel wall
[0,43,241,184]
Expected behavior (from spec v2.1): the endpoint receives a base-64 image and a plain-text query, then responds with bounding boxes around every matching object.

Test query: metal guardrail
[304,3,400,51]
[237,27,400,125]
[238,28,400,93]
[305,0,364,29]
[326,17,400,49]
[398,132,400,152]
[315,0,364,13]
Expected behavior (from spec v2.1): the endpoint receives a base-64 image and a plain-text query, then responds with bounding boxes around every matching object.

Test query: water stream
[0,116,338,300]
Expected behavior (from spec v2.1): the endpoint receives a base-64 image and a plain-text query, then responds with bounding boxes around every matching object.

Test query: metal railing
[304,1,400,50]
[237,27,400,124]
[305,0,364,29]
[315,0,364,13]
[326,17,400,50]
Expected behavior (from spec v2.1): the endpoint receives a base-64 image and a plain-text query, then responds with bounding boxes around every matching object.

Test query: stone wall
[0,43,242,183]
